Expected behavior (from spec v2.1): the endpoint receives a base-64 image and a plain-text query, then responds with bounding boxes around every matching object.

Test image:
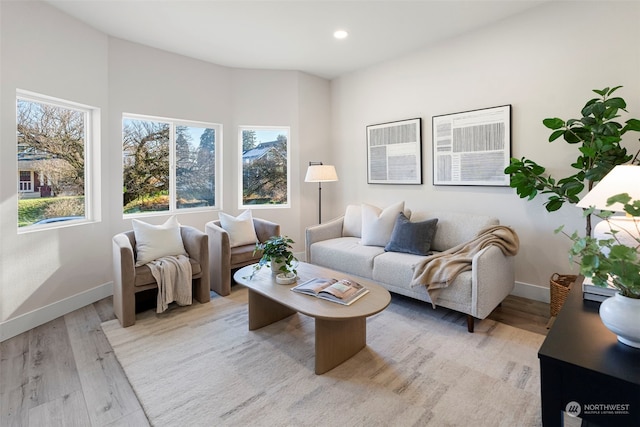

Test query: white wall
[0,1,330,340]
[0,1,111,333]
[330,1,640,296]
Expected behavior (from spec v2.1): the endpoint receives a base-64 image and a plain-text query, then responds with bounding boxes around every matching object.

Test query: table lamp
[577,164,640,247]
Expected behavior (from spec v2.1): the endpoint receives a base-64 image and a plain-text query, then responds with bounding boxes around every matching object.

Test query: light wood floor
[0,292,550,426]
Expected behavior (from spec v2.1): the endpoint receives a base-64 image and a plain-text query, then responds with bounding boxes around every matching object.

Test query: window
[16,91,96,229]
[122,114,220,215]
[239,126,290,208]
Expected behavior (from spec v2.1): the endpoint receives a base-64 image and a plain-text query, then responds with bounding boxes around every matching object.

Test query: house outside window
[239,126,290,208]
[16,91,96,229]
[122,114,221,215]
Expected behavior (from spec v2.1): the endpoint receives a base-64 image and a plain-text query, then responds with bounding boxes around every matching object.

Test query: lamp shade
[305,165,338,183]
[577,165,640,212]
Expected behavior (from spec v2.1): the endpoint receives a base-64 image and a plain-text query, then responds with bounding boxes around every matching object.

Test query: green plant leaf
[607,85,623,95]
[604,97,626,109]
[548,130,564,142]
[623,118,640,132]
[543,118,564,130]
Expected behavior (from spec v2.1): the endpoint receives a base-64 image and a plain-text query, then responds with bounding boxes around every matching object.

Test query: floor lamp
[305,162,338,224]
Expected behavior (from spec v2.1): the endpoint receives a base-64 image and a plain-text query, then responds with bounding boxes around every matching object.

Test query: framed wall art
[432,105,511,186]
[367,118,422,184]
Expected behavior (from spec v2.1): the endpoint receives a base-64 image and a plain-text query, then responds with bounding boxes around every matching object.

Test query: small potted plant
[558,192,640,347]
[248,235,298,281]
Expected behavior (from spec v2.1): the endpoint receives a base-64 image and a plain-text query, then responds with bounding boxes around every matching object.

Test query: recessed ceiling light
[333,30,348,40]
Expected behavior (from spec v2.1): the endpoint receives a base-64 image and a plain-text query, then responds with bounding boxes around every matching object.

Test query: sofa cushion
[410,211,498,252]
[361,201,405,247]
[385,212,438,256]
[309,237,383,279]
[219,210,258,248]
[372,251,472,304]
[230,244,260,267]
[132,216,187,267]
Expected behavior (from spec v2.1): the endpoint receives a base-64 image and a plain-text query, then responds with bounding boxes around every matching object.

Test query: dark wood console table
[538,276,640,426]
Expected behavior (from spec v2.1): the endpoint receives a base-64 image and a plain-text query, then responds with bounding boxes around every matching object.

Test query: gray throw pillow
[384,212,438,256]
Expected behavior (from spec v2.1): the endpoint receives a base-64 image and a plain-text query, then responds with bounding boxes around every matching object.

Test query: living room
[1,0,639,425]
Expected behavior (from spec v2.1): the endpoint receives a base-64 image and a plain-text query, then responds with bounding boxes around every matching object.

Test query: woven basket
[549,273,577,317]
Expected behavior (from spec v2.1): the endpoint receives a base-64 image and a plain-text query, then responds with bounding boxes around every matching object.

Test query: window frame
[16,90,99,233]
[122,113,222,218]
[238,125,291,210]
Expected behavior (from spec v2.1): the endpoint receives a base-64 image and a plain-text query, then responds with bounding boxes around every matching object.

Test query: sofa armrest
[305,216,345,262]
[253,218,281,242]
[471,245,516,319]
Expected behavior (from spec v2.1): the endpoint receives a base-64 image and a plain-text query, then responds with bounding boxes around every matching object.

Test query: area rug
[101,287,545,426]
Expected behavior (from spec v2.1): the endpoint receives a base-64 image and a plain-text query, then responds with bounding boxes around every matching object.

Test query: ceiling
[46,0,548,80]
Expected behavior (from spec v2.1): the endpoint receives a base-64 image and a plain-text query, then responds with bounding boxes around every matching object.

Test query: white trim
[16,90,99,232]
[0,282,113,343]
[511,281,550,303]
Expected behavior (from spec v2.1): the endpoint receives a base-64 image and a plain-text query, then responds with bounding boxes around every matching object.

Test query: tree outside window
[123,115,220,215]
[17,93,92,228]
[239,127,290,207]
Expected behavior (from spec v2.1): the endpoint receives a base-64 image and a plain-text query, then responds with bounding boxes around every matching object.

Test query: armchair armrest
[181,225,208,267]
[471,245,515,319]
[112,232,136,327]
[181,225,210,302]
[253,218,281,242]
[205,221,231,296]
[305,216,345,261]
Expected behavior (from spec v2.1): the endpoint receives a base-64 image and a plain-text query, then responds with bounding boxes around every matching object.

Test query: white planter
[270,259,285,274]
[599,292,640,348]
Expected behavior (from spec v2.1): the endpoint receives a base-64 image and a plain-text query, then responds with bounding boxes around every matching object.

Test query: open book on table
[291,277,369,305]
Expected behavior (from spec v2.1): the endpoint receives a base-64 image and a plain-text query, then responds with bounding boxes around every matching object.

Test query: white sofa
[305,204,516,332]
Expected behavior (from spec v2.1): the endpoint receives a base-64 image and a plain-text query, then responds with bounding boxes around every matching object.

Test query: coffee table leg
[315,317,366,375]
[247,289,296,330]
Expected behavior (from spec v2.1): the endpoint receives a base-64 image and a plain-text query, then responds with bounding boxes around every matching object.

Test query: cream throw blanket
[410,225,519,305]
[147,255,193,313]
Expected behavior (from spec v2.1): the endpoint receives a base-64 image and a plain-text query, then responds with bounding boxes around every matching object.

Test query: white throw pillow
[132,216,187,267]
[342,204,362,237]
[360,201,405,247]
[218,210,258,247]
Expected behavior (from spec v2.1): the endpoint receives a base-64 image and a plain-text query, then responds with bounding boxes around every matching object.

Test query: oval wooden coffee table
[234,262,391,374]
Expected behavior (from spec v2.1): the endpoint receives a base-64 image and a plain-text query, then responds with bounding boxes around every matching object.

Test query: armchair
[205,218,280,296]
[112,226,210,327]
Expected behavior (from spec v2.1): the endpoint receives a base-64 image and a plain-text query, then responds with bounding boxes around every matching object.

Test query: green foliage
[123,193,169,214]
[248,236,297,278]
[18,196,84,227]
[557,194,640,298]
[504,86,640,236]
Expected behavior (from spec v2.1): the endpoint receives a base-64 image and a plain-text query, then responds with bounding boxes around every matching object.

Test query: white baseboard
[511,281,549,304]
[0,282,113,343]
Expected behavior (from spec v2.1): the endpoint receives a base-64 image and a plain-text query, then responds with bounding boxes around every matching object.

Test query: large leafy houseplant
[559,193,640,298]
[505,86,640,237]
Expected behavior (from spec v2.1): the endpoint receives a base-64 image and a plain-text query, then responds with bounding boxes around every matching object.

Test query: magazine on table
[291,277,369,305]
